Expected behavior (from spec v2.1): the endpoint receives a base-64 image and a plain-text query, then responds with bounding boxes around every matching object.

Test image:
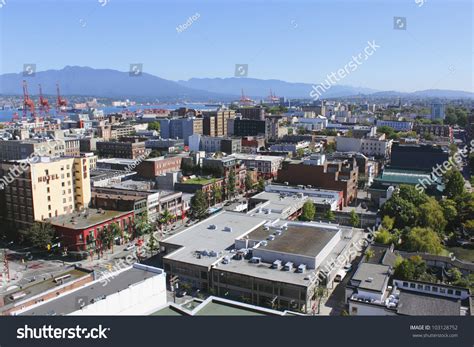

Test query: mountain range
[0,66,472,100]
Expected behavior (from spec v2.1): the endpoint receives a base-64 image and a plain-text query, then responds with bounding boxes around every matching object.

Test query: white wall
[72,264,167,316]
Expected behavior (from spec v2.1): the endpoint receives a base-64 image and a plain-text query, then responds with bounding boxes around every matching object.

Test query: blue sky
[0,0,472,92]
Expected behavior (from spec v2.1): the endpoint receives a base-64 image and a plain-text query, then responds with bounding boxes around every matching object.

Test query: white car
[124,244,136,251]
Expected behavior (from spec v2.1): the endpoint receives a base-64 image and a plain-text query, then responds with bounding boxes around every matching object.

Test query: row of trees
[22,208,175,256]
[189,171,266,221]
[299,201,360,227]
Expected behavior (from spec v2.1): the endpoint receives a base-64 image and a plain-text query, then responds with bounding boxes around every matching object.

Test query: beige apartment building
[0,157,91,230]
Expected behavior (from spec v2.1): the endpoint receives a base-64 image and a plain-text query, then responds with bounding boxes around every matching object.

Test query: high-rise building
[202,110,235,137]
[431,103,446,120]
[0,157,91,230]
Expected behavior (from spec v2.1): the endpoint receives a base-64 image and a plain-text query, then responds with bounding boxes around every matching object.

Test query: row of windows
[401,281,462,296]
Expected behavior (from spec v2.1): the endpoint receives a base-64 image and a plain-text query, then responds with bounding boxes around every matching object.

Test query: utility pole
[170,275,179,303]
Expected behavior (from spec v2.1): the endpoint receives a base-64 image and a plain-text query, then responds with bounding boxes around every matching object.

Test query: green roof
[183,177,216,185]
[374,168,440,186]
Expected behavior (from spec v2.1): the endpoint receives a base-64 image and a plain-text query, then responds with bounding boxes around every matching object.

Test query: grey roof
[20,266,161,316]
[351,263,390,292]
[249,224,339,257]
[162,211,267,268]
[397,291,461,316]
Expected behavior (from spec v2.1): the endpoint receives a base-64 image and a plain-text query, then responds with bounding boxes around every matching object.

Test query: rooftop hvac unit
[366,277,373,283]
[223,226,233,232]
[272,260,282,269]
[209,250,217,257]
[249,257,261,264]
[260,240,268,247]
[297,264,307,273]
[283,262,294,271]
[208,224,217,230]
[267,235,275,241]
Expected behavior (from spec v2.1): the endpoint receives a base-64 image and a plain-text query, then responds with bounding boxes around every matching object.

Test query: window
[432,286,438,292]
[403,282,408,287]
[439,288,446,294]
[424,285,430,291]
[410,283,416,288]
[447,289,453,295]
[417,284,423,290]
[351,307,358,315]
[455,290,461,296]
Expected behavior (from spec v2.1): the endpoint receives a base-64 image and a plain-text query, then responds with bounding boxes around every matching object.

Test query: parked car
[124,244,136,251]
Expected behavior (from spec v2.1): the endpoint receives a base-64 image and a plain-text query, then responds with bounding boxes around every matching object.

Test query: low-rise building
[48,208,134,252]
[376,120,413,132]
[232,153,284,179]
[97,140,147,159]
[276,158,358,206]
[159,211,363,313]
[17,264,167,316]
[136,156,182,179]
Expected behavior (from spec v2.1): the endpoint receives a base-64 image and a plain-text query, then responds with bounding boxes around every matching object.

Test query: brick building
[276,158,358,206]
[136,156,182,179]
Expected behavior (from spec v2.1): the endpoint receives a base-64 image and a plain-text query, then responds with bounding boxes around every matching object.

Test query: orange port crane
[56,83,68,115]
[22,80,35,120]
[38,84,50,118]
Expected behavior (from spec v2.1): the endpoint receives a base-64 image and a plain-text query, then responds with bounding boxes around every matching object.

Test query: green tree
[300,201,315,221]
[448,268,462,283]
[404,227,443,255]
[382,194,418,229]
[257,177,265,192]
[463,220,474,236]
[418,197,447,234]
[97,227,112,255]
[349,210,360,227]
[190,190,208,220]
[398,185,429,206]
[440,199,458,230]
[374,228,394,245]
[324,209,336,222]
[381,216,395,231]
[26,222,55,249]
[443,169,465,199]
[109,222,122,250]
[296,148,305,158]
[159,209,174,229]
[211,183,222,205]
[134,212,151,237]
[146,228,159,256]
[148,121,161,131]
[365,249,375,261]
[227,169,236,199]
[394,256,427,280]
[245,171,254,191]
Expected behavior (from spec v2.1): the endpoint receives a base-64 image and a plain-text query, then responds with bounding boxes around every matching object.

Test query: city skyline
[0,0,472,93]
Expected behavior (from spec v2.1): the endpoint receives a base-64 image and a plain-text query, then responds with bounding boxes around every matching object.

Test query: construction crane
[38,84,50,120]
[22,80,35,120]
[56,83,68,118]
